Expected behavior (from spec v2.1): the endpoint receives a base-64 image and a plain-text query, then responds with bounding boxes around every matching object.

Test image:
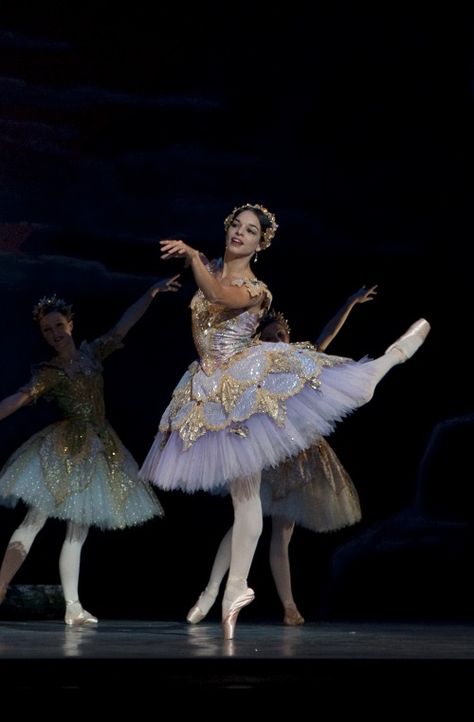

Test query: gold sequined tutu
[0,418,163,530]
[261,438,361,532]
[0,335,163,530]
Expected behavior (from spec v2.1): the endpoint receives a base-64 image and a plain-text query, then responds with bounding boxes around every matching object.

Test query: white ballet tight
[0,506,89,606]
[59,521,89,603]
[222,474,263,614]
[191,348,406,617]
[192,516,299,616]
[196,527,232,614]
[354,349,406,406]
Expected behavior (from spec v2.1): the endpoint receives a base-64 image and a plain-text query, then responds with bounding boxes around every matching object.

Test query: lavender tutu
[140,261,378,494]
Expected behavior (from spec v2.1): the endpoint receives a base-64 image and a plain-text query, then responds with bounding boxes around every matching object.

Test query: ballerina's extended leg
[384,318,431,362]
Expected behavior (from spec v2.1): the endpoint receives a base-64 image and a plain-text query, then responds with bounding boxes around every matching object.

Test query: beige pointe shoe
[65,600,98,626]
[385,318,431,361]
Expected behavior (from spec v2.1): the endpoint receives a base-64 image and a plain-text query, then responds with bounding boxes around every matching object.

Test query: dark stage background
[0,4,472,623]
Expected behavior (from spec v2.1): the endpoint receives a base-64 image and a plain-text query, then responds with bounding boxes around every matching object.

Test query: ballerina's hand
[351,284,378,304]
[160,239,197,262]
[150,274,182,297]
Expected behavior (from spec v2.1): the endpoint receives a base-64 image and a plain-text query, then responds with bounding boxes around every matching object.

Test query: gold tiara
[224,203,278,249]
[32,294,72,322]
[259,309,291,337]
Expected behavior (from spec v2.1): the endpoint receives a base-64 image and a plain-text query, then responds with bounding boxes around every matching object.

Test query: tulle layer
[261,438,361,532]
[0,422,163,530]
[141,359,376,493]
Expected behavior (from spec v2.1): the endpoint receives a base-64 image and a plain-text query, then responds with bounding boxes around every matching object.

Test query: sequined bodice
[23,336,122,426]
[190,290,263,374]
[47,364,106,423]
[189,260,271,374]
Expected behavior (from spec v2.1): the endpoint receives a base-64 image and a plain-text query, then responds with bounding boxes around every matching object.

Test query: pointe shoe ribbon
[65,600,98,626]
[222,588,255,640]
[385,318,431,362]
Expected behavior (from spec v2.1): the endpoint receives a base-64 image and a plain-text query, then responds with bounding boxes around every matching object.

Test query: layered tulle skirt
[140,341,376,494]
[0,419,163,530]
[260,438,361,532]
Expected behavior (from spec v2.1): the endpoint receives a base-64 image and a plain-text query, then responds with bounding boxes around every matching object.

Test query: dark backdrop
[0,3,472,622]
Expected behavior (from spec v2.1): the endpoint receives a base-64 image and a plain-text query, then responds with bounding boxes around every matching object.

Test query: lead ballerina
[140,203,431,639]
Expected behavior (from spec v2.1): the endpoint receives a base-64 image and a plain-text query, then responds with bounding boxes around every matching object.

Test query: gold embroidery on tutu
[13,339,141,512]
[219,375,245,414]
[254,387,286,426]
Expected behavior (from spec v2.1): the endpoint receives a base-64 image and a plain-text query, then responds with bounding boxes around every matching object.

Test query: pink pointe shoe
[222,588,255,640]
[385,318,431,362]
[186,587,219,624]
[187,593,208,624]
[65,600,98,626]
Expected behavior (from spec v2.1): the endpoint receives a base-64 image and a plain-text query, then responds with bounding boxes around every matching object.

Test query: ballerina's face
[40,311,74,352]
[225,210,263,258]
[260,321,290,344]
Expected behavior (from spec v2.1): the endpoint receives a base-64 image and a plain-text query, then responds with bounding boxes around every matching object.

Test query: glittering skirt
[140,342,376,494]
[0,419,164,530]
[260,438,361,532]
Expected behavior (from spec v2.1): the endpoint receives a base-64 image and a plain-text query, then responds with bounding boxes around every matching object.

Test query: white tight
[0,506,89,605]
[223,474,262,614]
[7,506,48,553]
[192,348,405,616]
[353,350,405,406]
[59,522,89,602]
[195,517,298,615]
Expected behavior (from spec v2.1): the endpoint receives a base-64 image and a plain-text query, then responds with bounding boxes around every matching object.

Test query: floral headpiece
[259,309,291,337]
[32,294,73,322]
[224,203,278,249]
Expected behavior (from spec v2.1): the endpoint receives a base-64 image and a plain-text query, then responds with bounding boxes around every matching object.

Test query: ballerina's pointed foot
[186,602,206,624]
[222,588,255,640]
[283,604,305,626]
[186,588,218,624]
[187,594,208,624]
[65,600,98,626]
[385,318,431,362]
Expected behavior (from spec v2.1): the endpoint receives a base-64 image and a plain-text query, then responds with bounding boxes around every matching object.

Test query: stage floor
[1,619,474,705]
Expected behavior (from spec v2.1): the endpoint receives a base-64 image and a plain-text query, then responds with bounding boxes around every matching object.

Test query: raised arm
[315,285,377,351]
[111,274,181,340]
[160,240,265,310]
[0,391,30,422]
